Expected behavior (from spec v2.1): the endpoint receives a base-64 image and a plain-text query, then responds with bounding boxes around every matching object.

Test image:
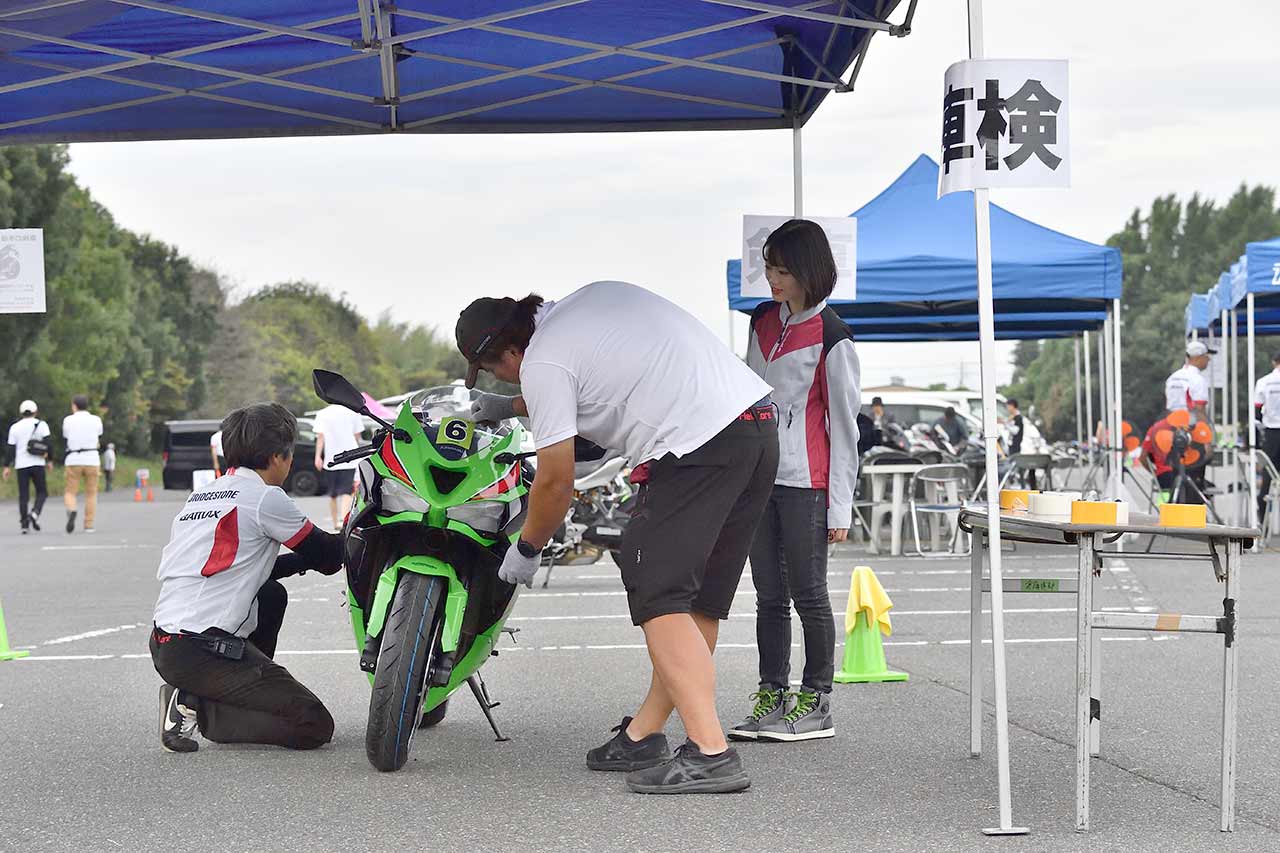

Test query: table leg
[1075,533,1095,832]
[970,533,985,757]
[1089,630,1101,757]
[868,474,886,555]
[890,474,905,556]
[1220,539,1241,832]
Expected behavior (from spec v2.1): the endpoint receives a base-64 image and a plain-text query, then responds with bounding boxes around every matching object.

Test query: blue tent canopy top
[0,0,913,143]
[1185,293,1210,335]
[726,154,1122,341]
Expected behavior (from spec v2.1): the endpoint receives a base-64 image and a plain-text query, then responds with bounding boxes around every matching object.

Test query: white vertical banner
[938,59,1070,198]
[741,215,856,300]
[0,228,46,314]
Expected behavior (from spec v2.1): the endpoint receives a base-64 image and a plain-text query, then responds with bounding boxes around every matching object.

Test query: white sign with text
[0,228,46,314]
[938,59,1070,197]
[740,215,856,301]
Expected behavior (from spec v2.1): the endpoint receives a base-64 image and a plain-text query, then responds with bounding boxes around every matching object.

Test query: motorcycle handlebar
[331,444,378,466]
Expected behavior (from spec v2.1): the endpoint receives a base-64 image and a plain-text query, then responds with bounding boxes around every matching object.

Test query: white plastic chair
[909,463,972,558]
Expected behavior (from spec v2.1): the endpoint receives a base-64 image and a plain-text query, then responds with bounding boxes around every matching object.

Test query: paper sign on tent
[740,215,856,301]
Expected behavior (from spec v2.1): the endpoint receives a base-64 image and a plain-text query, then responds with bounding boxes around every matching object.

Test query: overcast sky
[66,1,1280,391]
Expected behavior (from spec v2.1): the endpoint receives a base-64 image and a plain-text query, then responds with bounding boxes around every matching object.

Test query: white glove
[471,392,518,423]
[498,542,540,588]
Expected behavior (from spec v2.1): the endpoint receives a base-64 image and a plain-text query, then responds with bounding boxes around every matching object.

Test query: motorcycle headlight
[446,499,507,535]
[381,477,429,515]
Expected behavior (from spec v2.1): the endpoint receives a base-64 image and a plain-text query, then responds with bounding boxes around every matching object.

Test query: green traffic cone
[834,610,907,684]
[0,595,29,662]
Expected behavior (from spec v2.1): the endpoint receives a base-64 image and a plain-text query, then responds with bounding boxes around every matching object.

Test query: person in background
[934,406,970,449]
[102,442,117,492]
[731,218,860,744]
[3,399,53,534]
[313,402,365,531]
[1005,398,1035,490]
[1252,351,1280,523]
[63,395,103,534]
[1165,341,1213,418]
[209,429,225,477]
[869,396,894,429]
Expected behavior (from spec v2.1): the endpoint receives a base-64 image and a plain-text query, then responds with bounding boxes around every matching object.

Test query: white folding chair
[909,463,972,558]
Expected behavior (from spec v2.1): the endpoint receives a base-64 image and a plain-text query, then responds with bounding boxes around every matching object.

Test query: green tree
[1008,185,1280,439]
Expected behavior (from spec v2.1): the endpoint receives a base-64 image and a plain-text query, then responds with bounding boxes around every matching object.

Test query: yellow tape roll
[999,489,1038,511]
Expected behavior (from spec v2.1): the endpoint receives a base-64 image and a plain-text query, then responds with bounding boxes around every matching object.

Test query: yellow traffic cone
[0,595,29,662]
[834,566,908,684]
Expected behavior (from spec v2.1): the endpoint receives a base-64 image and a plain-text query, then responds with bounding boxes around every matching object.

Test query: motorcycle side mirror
[312,369,367,413]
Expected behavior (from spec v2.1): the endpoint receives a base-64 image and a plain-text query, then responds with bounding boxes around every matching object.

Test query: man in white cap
[3,400,53,534]
[1165,341,1214,419]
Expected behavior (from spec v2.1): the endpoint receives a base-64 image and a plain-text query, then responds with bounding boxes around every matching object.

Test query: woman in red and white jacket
[728,219,861,744]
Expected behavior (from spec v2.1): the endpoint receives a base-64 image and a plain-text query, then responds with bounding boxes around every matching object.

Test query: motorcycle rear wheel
[366,572,446,772]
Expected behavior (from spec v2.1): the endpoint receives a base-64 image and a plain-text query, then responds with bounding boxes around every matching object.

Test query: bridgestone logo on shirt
[179,510,223,522]
[188,489,239,503]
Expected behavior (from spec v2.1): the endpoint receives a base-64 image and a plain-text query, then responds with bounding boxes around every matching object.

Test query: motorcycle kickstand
[467,674,509,742]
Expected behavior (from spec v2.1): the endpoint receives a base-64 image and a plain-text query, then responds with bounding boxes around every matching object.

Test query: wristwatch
[516,539,540,558]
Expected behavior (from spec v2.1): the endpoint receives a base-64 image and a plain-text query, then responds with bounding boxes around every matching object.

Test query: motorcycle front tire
[366,572,447,772]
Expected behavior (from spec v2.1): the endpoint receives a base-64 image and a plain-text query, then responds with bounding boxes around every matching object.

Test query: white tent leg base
[982,826,1031,836]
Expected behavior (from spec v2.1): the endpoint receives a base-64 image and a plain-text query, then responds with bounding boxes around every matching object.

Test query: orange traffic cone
[146,485,154,502]
[134,485,143,502]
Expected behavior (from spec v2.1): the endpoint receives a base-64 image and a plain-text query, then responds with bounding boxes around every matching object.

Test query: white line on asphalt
[520,586,975,600]
[41,623,140,646]
[508,607,1075,623]
[18,654,117,660]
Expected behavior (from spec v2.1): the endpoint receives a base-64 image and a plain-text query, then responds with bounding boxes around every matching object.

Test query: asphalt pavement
[1,490,1277,852]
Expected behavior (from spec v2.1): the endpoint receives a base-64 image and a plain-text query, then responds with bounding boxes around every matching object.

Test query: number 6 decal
[438,417,474,449]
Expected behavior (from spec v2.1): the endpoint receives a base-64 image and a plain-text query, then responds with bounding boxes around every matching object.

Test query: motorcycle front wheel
[366,572,446,772]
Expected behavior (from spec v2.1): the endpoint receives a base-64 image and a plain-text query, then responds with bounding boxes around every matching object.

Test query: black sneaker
[65,510,77,534]
[626,740,751,794]
[586,716,672,771]
[159,683,199,753]
[29,512,40,532]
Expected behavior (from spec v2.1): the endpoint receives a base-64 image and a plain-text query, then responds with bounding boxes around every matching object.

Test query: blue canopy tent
[1185,293,1211,337]
[1200,238,1280,527]
[727,154,1123,449]
[0,0,914,141]
[726,154,1120,339]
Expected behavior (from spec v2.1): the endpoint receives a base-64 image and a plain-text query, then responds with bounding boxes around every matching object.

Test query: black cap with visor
[455,296,519,389]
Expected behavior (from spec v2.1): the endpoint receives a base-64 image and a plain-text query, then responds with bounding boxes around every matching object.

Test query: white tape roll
[1029,491,1082,520]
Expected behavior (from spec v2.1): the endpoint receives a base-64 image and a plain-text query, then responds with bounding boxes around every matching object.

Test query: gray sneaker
[757,689,834,742]
[727,688,788,741]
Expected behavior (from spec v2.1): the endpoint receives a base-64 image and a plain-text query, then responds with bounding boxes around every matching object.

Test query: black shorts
[326,468,355,498]
[618,409,779,626]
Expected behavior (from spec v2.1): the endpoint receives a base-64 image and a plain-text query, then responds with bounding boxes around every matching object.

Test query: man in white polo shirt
[1253,351,1280,522]
[150,402,344,753]
[3,399,53,533]
[1165,341,1214,417]
[313,402,365,531]
[456,281,778,794]
[62,394,103,533]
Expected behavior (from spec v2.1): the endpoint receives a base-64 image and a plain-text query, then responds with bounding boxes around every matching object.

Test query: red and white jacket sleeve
[824,337,861,530]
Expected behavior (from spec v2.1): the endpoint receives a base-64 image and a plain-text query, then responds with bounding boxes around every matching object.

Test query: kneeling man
[457,281,778,794]
[150,403,344,753]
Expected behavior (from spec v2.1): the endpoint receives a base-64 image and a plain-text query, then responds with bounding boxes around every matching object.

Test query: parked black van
[161,418,324,495]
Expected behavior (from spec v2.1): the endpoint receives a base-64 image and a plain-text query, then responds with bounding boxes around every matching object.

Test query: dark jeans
[1260,429,1280,521]
[104,469,113,492]
[149,580,334,750]
[749,486,835,694]
[17,465,47,529]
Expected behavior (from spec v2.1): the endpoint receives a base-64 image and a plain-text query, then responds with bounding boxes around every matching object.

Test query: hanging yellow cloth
[844,565,895,637]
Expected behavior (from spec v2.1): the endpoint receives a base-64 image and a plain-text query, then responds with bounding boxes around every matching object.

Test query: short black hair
[763,219,838,310]
[221,403,297,470]
[72,395,89,411]
[1272,352,1280,365]
[1006,398,1020,409]
[944,406,956,417]
[871,396,884,406]
[480,294,544,364]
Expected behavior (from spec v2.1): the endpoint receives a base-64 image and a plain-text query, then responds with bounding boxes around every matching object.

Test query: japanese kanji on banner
[938,59,1069,198]
[741,215,856,300]
[0,228,46,314]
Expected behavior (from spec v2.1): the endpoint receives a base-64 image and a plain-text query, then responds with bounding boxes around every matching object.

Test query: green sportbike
[312,370,532,772]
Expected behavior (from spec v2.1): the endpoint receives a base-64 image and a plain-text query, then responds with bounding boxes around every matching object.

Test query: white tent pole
[1099,311,1112,495]
[1248,293,1257,532]
[967,0,1026,837]
[793,115,804,216]
[1083,330,1093,452]
[1113,297,1124,499]
[1221,309,1229,454]
[1230,307,1238,524]
[1074,337,1083,450]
